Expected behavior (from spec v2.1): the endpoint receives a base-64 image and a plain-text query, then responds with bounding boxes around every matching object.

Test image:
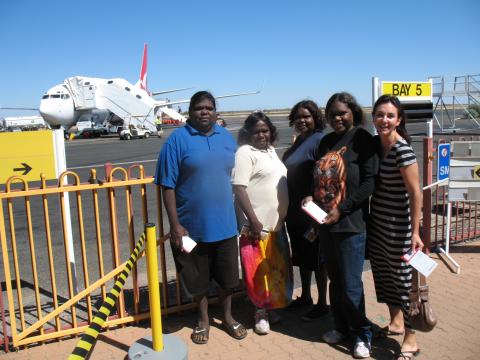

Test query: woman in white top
[232,111,289,335]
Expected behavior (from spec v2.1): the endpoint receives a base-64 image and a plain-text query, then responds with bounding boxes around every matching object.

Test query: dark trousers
[324,231,372,344]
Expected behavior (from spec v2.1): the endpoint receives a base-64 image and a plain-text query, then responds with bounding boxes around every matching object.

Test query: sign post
[373,78,434,136]
[381,81,432,101]
[0,130,78,291]
[0,131,57,183]
[53,129,78,293]
[437,143,451,182]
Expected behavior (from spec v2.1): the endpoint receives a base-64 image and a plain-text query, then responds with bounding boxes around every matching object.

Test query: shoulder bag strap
[419,272,428,287]
[411,268,420,291]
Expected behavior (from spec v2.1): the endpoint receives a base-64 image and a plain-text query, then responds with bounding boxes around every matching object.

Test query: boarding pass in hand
[302,201,328,224]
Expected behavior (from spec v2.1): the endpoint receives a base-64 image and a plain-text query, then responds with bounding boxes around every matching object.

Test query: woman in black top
[282,100,329,321]
[304,92,378,359]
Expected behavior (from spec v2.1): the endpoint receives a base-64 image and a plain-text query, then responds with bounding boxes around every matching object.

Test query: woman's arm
[162,186,188,250]
[400,162,424,251]
[233,185,263,237]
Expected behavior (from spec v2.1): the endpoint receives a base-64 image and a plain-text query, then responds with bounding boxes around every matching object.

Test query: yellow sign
[474,165,480,180]
[0,131,57,183]
[382,82,432,98]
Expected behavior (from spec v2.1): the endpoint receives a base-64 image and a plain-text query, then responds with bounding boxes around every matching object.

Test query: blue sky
[1,0,479,117]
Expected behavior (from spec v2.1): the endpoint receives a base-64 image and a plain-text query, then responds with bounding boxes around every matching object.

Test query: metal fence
[0,165,196,351]
[423,136,480,250]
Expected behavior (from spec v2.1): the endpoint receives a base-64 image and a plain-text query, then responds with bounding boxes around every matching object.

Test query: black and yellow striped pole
[69,232,146,360]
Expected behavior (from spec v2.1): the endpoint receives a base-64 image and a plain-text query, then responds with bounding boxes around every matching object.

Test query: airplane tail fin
[135,43,149,93]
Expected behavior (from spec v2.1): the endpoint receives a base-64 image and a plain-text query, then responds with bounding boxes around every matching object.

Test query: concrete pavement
[3,241,480,360]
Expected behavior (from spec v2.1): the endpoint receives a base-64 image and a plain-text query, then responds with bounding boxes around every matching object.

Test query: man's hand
[170,223,188,251]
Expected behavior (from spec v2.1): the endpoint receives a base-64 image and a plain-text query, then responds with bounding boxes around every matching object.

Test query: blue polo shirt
[154,122,238,242]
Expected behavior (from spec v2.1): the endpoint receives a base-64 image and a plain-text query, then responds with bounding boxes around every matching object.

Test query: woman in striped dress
[368,95,423,360]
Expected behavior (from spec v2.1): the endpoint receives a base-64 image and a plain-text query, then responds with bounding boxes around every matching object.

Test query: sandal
[223,321,247,340]
[191,326,209,344]
[374,326,404,338]
[396,349,420,360]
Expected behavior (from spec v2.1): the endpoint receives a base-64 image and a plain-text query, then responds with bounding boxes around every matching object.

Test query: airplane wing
[154,90,260,107]
[154,99,190,107]
[0,107,39,110]
[151,87,194,96]
[213,90,260,100]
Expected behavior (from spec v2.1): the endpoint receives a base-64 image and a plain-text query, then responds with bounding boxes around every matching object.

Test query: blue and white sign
[437,143,451,181]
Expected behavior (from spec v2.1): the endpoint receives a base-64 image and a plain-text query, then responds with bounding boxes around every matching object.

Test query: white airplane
[34,44,259,131]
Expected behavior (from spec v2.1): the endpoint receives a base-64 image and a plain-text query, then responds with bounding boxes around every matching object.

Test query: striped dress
[368,138,417,327]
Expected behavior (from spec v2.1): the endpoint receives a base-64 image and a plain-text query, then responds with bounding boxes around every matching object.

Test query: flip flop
[223,321,247,340]
[396,349,420,360]
[374,326,404,338]
[191,326,209,344]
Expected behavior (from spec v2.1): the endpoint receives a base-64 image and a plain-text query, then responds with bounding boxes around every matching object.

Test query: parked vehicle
[119,125,151,140]
[216,113,227,127]
[74,127,105,139]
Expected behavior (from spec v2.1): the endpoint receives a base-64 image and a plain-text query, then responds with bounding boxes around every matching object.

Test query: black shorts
[172,236,239,297]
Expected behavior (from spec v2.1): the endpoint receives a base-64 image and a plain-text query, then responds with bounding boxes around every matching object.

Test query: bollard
[128,223,187,360]
[146,223,163,351]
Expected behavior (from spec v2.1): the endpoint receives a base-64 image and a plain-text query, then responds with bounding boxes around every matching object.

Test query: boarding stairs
[429,74,480,132]
[63,76,184,132]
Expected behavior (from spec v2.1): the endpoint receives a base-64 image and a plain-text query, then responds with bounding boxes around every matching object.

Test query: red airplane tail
[138,43,149,93]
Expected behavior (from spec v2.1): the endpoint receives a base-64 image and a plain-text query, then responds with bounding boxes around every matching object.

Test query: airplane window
[64,94,70,99]
[108,80,113,84]
[52,94,61,98]
[136,95,142,99]
[42,95,50,99]
[125,87,131,91]
[85,82,90,85]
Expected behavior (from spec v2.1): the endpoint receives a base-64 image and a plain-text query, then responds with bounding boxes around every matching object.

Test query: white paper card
[402,249,438,277]
[182,236,197,253]
[302,201,328,224]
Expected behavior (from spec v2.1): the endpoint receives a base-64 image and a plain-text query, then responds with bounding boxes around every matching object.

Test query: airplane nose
[39,95,75,127]
[39,100,61,126]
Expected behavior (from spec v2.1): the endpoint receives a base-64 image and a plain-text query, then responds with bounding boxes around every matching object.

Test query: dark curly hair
[288,100,326,131]
[373,94,411,144]
[238,111,278,146]
[325,92,363,126]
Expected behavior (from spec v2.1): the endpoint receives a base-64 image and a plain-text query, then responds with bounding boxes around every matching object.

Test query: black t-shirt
[315,127,378,233]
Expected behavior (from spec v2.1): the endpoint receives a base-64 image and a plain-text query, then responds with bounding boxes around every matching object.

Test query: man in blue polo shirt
[155,91,247,344]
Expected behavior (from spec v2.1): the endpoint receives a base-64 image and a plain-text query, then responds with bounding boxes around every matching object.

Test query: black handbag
[408,269,437,332]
